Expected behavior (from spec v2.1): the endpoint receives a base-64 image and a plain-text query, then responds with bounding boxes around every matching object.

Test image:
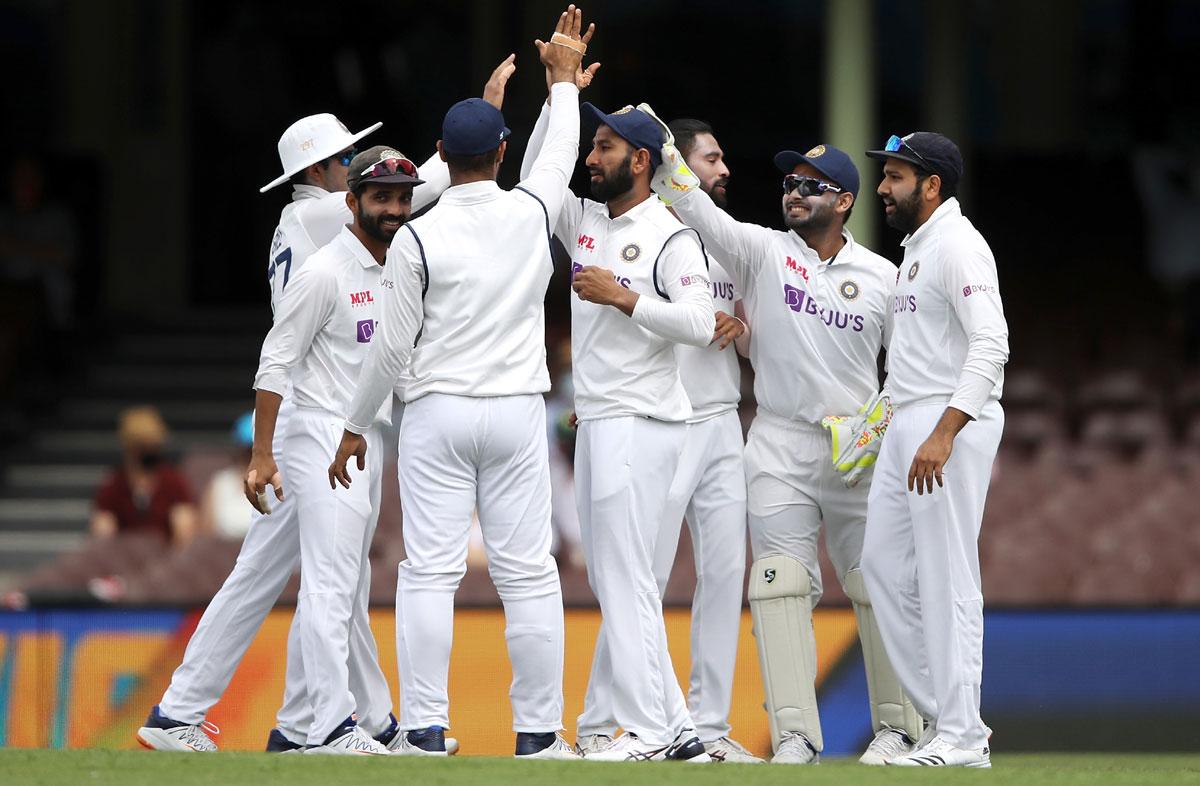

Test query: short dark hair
[445,147,500,177]
[667,118,715,159]
[915,167,958,201]
[289,157,333,188]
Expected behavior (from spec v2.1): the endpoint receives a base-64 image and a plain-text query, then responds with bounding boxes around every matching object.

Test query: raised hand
[482,53,517,110]
[535,5,594,85]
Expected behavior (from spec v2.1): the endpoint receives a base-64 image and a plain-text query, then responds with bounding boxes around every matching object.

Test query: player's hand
[712,311,746,350]
[908,432,953,495]
[482,53,517,110]
[572,265,636,310]
[244,453,283,514]
[568,411,578,429]
[328,430,368,490]
[535,5,593,85]
[544,60,602,96]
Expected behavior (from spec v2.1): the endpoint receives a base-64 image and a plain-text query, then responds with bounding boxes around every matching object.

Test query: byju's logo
[783,284,865,332]
[356,319,376,343]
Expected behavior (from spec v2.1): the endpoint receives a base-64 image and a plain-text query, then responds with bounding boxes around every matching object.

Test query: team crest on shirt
[907,261,920,281]
[620,243,642,263]
[806,144,826,158]
[839,279,860,301]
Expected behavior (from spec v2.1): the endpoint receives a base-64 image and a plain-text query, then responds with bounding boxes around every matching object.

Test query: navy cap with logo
[581,103,665,170]
[346,146,425,193]
[774,144,860,198]
[866,132,963,194]
[441,98,512,156]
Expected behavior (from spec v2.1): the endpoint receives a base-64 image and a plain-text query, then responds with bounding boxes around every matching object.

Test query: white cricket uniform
[861,197,1008,750]
[156,156,447,743]
[576,258,746,745]
[342,82,582,734]
[253,225,394,746]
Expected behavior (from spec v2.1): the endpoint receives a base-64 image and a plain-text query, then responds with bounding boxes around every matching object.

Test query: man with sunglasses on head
[137,60,515,754]
[652,143,923,765]
[860,133,1007,769]
[327,5,595,760]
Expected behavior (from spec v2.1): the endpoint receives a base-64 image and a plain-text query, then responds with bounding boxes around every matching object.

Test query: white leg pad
[844,568,923,741]
[748,554,822,752]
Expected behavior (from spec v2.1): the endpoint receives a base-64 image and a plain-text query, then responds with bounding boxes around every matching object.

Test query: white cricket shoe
[387,726,449,757]
[574,733,614,757]
[515,734,581,760]
[770,731,819,764]
[585,731,712,762]
[136,706,218,752]
[704,736,764,763]
[305,726,390,756]
[888,735,991,768]
[859,726,914,765]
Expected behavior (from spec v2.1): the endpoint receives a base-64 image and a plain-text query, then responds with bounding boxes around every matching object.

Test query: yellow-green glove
[821,391,893,488]
[637,102,700,205]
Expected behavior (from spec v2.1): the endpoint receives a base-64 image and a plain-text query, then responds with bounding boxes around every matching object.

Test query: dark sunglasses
[361,155,418,179]
[883,134,933,171]
[782,174,843,197]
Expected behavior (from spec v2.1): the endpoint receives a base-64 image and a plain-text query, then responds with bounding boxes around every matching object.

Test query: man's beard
[357,206,403,244]
[589,153,635,202]
[783,198,835,235]
[885,189,923,234]
[707,176,730,209]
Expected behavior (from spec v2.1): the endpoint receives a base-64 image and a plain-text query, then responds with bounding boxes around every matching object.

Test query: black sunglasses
[782,174,843,198]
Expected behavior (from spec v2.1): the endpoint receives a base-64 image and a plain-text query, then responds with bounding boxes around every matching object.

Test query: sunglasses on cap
[883,134,934,171]
[782,174,843,198]
[361,154,419,179]
[332,148,358,167]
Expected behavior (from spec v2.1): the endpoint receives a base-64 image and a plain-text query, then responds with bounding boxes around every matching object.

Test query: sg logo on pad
[764,568,776,583]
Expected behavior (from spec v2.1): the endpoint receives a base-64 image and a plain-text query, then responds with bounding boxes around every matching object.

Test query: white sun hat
[260,113,382,193]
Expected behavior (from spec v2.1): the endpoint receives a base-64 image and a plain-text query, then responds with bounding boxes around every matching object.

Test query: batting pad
[844,568,923,741]
[748,554,823,752]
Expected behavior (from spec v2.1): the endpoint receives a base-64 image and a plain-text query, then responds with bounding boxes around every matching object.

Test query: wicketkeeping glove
[821,391,893,488]
[637,102,700,205]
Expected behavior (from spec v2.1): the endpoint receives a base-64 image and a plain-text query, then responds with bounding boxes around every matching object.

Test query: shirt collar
[291,184,333,202]
[338,224,383,269]
[901,197,961,250]
[787,227,855,267]
[440,180,502,205]
[605,193,659,224]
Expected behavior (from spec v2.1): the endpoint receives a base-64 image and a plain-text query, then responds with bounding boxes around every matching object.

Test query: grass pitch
[2,749,1198,786]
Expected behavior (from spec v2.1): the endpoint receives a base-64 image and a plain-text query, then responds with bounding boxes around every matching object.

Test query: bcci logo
[620,243,641,263]
[907,261,920,281]
[764,568,776,583]
[839,279,860,301]
[805,144,826,158]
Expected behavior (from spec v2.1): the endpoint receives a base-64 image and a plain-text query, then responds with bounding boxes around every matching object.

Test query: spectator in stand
[91,406,197,546]
[200,411,256,540]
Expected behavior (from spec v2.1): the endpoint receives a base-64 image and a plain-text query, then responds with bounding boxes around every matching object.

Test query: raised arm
[662,186,776,294]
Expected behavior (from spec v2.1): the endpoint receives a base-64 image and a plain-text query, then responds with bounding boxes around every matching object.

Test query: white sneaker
[704,736,763,763]
[888,735,991,768]
[305,726,390,756]
[664,731,713,763]
[859,726,914,765]
[136,706,218,752]
[770,732,819,764]
[516,734,581,760]
[585,732,705,762]
[574,733,614,757]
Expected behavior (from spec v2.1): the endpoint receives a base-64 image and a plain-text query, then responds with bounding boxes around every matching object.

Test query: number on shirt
[268,247,293,290]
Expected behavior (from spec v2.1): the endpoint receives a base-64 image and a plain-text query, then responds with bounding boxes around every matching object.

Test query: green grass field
[2,750,1199,786]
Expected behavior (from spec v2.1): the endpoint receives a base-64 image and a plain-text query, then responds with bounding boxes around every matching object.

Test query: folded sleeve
[939,236,1010,417]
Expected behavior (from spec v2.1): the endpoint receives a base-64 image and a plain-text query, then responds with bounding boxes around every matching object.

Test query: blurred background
[0,0,1197,757]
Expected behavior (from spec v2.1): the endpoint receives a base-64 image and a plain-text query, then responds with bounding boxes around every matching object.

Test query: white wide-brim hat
[260,113,382,193]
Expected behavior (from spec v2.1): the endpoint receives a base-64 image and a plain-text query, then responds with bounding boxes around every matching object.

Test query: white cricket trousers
[861,400,1003,750]
[575,416,693,747]
[578,410,746,744]
[158,403,392,744]
[288,408,387,745]
[396,393,564,733]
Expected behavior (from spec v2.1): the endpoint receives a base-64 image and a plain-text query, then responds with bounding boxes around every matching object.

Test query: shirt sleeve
[668,186,776,296]
[413,152,450,213]
[629,230,715,348]
[520,97,586,249]
[299,195,352,265]
[344,231,426,434]
[253,263,337,396]
[516,82,580,229]
[939,235,1010,418]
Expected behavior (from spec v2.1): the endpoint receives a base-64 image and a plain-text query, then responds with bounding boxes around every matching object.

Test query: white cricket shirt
[886,198,1009,418]
[254,225,392,426]
[343,82,582,434]
[671,187,897,424]
[675,256,741,422]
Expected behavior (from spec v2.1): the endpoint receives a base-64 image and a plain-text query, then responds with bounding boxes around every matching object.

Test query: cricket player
[558,117,758,763]
[327,5,592,760]
[522,93,716,759]
[861,132,1008,768]
[137,59,516,752]
[652,141,922,764]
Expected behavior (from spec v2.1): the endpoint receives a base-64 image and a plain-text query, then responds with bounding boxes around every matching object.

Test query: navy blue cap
[774,144,860,198]
[581,103,664,169]
[866,132,963,194]
[441,98,511,156]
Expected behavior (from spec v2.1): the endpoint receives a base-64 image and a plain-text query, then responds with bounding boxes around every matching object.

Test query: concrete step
[0,499,90,532]
[85,364,253,395]
[27,429,229,464]
[56,399,251,430]
[0,531,86,571]
[1,464,106,499]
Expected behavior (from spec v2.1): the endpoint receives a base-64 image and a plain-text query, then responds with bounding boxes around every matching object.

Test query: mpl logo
[349,290,374,306]
[577,234,596,251]
[356,319,376,343]
[784,256,810,282]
